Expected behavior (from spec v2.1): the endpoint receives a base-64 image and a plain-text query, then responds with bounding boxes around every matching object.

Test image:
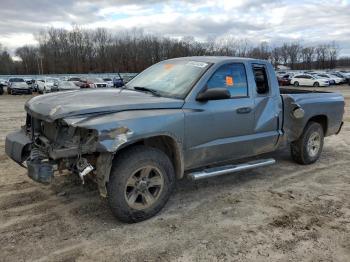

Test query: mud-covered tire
[290,122,324,165]
[107,145,175,223]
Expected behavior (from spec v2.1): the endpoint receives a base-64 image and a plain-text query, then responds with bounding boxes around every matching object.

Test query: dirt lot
[0,86,350,262]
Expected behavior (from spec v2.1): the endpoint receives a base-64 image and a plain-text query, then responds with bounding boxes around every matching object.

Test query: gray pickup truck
[5,57,344,223]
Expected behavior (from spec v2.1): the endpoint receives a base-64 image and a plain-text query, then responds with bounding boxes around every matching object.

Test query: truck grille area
[25,114,97,160]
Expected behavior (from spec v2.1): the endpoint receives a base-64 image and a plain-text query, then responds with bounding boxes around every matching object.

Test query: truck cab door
[251,63,282,155]
[183,63,255,170]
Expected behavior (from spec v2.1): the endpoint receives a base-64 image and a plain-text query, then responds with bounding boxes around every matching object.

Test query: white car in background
[37,78,59,93]
[334,71,350,84]
[290,74,330,87]
[329,73,347,84]
[317,73,345,85]
[103,78,114,87]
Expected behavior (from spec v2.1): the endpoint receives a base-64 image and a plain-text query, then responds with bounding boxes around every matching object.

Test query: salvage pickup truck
[5,57,344,223]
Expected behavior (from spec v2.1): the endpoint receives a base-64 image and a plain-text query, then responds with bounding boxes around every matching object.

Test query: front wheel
[290,122,324,165]
[313,82,320,87]
[107,145,175,223]
[294,81,299,87]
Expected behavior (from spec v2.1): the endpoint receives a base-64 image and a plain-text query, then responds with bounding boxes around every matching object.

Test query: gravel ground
[0,86,349,262]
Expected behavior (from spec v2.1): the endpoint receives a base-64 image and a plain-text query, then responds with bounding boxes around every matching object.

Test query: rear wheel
[294,81,299,87]
[290,122,324,165]
[107,145,175,223]
[313,82,320,87]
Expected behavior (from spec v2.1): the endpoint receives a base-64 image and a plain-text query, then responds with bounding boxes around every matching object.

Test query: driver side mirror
[196,87,230,102]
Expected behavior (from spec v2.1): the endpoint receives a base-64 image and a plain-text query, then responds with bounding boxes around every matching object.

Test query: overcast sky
[1,0,350,55]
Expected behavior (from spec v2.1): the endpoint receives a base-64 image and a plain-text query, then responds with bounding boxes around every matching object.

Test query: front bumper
[5,129,31,164]
[6,129,54,184]
[11,88,32,94]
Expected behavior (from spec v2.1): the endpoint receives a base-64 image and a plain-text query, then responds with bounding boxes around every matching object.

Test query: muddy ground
[0,86,350,262]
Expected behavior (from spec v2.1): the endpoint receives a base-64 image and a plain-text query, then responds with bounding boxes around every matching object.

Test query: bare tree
[0,27,345,75]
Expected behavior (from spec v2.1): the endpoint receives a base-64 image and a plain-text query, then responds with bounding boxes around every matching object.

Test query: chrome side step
[187,158,276,181]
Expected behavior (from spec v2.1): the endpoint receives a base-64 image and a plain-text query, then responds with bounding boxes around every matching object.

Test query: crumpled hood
[25,89,184,122]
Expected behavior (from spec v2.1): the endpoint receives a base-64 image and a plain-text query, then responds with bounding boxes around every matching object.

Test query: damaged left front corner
[96,152,114,197]
[98,126,134,152]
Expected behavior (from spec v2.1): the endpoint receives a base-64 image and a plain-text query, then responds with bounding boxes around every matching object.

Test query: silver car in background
[7,77,32,95]
[51,80,80,92]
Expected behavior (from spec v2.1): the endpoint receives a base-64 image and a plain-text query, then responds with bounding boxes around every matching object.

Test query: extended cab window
[207,63,248,98]
[253,65,269,95]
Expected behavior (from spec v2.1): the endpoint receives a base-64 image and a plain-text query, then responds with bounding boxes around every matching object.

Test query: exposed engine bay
[24,113,111,195]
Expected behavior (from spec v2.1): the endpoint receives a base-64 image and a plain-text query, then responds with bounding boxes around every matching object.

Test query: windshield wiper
[133,86,161,97]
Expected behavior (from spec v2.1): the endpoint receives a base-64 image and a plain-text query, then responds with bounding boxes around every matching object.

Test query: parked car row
[0,75,127,95]
[277,70,350,87]
[2,69,347,96]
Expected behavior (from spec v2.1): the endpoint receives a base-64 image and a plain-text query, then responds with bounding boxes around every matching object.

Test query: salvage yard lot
[0,86,350,261]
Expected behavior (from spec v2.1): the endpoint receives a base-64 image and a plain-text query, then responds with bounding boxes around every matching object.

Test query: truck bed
[280,88,344,142]
[280,87,331,94]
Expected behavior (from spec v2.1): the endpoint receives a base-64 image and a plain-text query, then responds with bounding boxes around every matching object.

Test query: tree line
[0,27,349,75]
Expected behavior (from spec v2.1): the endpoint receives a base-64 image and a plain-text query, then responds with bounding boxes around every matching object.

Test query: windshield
[126,60,211,99]
[9,78,24,82]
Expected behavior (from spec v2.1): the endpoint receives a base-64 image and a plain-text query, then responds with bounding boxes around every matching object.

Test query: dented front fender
[62,109,185,153]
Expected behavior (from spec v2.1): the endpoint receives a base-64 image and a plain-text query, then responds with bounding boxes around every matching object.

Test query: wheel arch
[116,134,184,180]
[307,115,328,135]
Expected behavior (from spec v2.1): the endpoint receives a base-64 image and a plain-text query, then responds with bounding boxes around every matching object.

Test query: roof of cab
[166,56,258,64]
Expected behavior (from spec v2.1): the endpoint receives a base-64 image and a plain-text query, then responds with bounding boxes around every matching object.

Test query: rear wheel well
[308,115,327,134]
[116,136,184,179]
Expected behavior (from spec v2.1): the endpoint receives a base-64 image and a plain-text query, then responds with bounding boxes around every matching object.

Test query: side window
[253,65,269,95]
[207,63,248,98]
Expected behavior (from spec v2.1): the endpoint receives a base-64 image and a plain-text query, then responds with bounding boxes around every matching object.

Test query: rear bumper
[5,129,32,164]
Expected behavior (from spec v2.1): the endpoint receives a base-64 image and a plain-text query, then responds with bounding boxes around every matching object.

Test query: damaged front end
[6,113,114,196]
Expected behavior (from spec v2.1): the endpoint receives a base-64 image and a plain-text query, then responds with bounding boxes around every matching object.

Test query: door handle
[236,107,252,114]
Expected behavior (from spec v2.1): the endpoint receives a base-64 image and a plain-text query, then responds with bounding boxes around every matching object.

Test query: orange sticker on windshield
[226,76,234,86]
[164,64,174,70]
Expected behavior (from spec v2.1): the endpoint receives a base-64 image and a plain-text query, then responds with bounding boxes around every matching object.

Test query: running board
[187,158,276,181]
